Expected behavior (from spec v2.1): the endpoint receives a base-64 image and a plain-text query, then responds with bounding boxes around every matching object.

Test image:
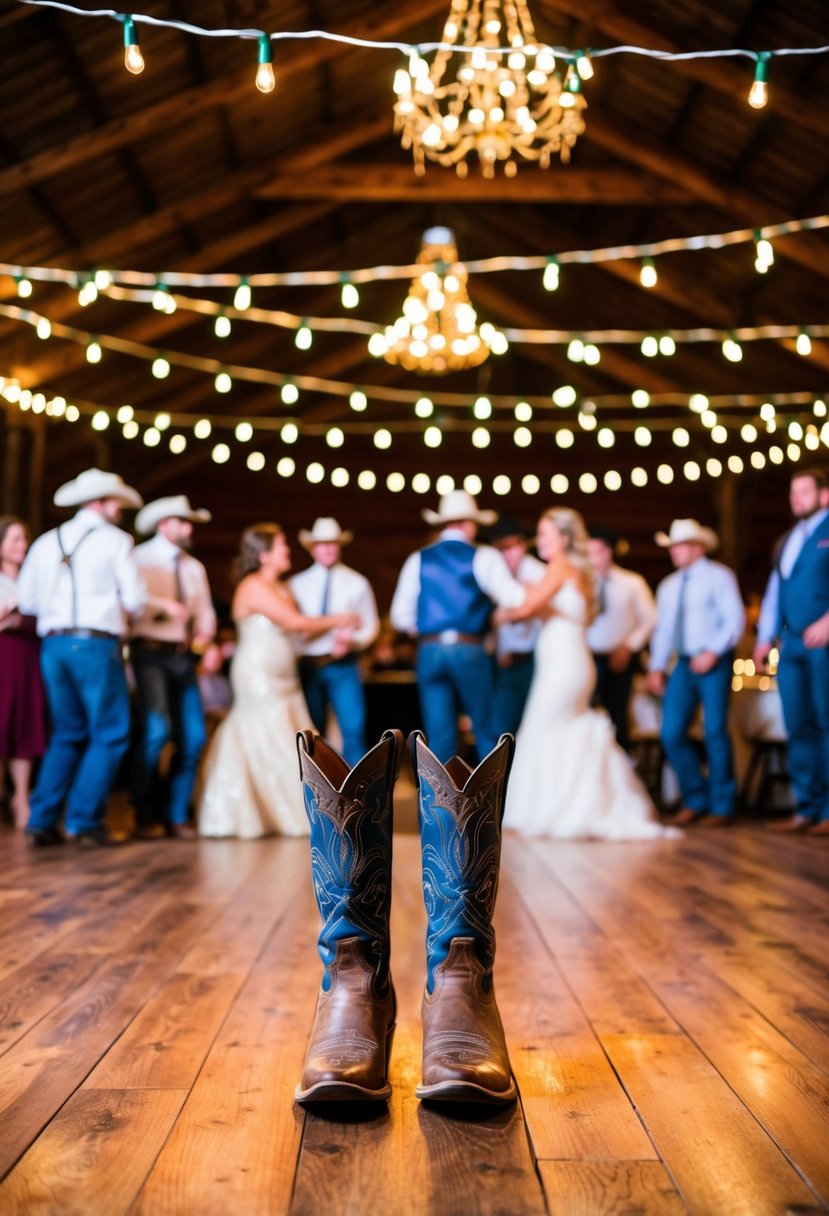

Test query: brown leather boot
[294,730,401,1104]
[410,732,517,1105]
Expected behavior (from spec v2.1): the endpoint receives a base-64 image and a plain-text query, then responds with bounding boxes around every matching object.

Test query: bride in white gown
[502,508,680,841]
[198,524,359,839]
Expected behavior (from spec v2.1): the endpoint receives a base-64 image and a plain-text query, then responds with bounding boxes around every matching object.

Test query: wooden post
[715,470,739,575]
[28,416,45,535]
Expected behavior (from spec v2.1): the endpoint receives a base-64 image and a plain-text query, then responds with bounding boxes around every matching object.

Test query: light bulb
[341,281,360,309]
[748,54,770,109]
[215,313,231,338]
[575,52,594,80]
[255,36,275,93]
[295,324,312,350]
[796,331,812,356]
[16,276,32,298]
[543,261,560,291]
[640,258,657,288]
[234,279,251,310]
[123,17,144,75]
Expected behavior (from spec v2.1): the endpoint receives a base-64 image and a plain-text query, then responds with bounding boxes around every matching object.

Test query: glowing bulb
[152,356,170,379]
[349,390,367,412]
[86,341,102,364]
[16,276,32,298]
[212,443,231,464]
[748,54,770,108]
[194,419,212,440]
[255,36,276,93]
[341,281,360,309]
[91,411,109,431]
[723,337,743,363]
[234,278,251,310]
[123,17,144,74]
[393,68,412,95]
[295,324,312,350]
[235,422,253,442]
[36,318,51,340]
[796,331,812,356]
[640,258,657,288]
[281,383,299,405]
[215,313,231,338]
[543,260,560,291]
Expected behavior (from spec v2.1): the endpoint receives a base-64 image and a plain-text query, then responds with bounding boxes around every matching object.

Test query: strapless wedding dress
[504,581,679,840]
[198,613,313,838]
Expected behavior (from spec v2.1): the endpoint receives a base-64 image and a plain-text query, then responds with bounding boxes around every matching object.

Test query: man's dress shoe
[27,827,64,847]
[169,823,198,840]
[696,814,735,828]
[670,807,703,826]
[768,814,812,833]
[133,823,167,841]
[66,827,130,847]
[807,819,829,835]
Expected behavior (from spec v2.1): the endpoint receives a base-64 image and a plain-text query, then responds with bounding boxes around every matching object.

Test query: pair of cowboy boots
[294,727,516,1106]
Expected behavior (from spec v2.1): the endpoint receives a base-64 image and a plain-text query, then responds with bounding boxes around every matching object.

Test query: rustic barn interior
[1,5,829,1212]
[2,0,828,607]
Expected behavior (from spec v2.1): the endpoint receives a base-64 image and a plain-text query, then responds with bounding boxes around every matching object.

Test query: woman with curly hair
[498,507,678,840]
[198,523,358,838]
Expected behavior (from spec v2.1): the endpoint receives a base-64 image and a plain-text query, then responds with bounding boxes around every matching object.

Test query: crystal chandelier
[393,0,587,178]
[367,227,507,374]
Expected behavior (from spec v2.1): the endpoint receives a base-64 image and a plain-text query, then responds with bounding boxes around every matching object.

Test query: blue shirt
[649,556,745,672]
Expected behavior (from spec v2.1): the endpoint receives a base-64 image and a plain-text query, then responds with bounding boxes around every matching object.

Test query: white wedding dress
[504,581,679,840]
[198,613,313,838]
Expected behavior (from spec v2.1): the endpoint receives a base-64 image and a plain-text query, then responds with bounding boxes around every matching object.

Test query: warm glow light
[235,421,253,442]
[123,17,144,74]
[194,419,212,439]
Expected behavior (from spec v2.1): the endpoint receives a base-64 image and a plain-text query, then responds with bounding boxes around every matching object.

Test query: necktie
[320,568,332,616]
[596,576,607,615]
[672,571,689,657]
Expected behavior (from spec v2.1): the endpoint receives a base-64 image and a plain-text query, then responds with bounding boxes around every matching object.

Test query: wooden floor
[0,801,827,1216]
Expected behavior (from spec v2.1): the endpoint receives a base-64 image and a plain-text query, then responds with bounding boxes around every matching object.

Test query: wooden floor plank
[539,1161,687,1215]
[0,1089,186,1216]
[0,821,826,1215]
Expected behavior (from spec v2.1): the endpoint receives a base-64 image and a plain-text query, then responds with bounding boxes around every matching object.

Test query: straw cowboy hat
[135,494,212,535]
[299,517,354,550]
[53,468,143,510]
[655,518,719,551]
[422,490,497,528]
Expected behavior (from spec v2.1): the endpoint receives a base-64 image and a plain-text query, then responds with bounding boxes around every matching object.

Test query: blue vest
[778,513,829,634]
[417,540,493,636]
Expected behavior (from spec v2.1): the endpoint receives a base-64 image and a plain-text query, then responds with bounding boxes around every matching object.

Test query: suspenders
[55,526,96,628]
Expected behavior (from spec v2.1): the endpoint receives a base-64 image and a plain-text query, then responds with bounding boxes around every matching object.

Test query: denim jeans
[416,642,496,764]
[777,630,829,823]
[28,635,131,834]
[300,655,367,766]
[490,657,534,739]
[660,652,736,817]
[131,648,207,826]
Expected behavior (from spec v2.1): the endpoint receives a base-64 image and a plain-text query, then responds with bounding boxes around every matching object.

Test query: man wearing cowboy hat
[390,490,527,763]
[587,525,657,752]
[16,468,147,846]
[289,517,379,765]
[645,519,744,826]
[754,467,829,833]
[130,495,217,840]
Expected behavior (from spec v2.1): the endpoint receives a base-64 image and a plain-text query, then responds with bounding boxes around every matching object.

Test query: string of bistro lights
[14,0,829,110]
[1,370,826,503]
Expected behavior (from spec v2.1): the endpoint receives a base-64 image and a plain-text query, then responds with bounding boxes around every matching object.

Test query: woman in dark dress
[0,517,47,828]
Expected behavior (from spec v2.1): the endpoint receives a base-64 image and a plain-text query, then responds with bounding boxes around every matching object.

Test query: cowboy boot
[295,728,401,1103]
[410,730,517,1105]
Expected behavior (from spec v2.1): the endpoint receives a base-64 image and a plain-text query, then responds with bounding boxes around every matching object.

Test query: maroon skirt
[0,627,47,759]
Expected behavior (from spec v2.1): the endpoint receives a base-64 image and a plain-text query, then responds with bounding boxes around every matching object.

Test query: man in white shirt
[390,490,527,762]
[290,517,379,765]
[587,526,657,752]
[17,468,146,847]
[130,495,217,840]
[646,519,745,826]
[486,516,546,737]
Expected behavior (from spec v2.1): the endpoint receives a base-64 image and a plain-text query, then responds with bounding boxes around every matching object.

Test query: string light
[574,51,594,81]
[796,330,812,356]
[16,276,32,298]
[122,16,145,75]
[754,232,774,273]
[341,278,360,309]
[215,312,231,338]
[722,335,743,362]
[86,339,102,363]
[748,52,770,109]
[255,35,276,94]
[542,259,560,292]
[295,322,313,350]
[640,258,658,288]
[233,278,252,311]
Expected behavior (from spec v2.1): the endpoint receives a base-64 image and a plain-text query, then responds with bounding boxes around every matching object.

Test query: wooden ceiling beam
[0,0,447,196]
[254,164,693,204]
[585,112,829,280]
[537,0,829,140]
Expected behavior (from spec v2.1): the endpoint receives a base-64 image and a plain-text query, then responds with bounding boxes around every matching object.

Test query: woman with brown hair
[198,524,359,838]
[498,507,678,840]
[0,516,47,828]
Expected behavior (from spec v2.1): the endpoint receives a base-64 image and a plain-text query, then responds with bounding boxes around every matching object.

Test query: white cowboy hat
[655,518,719,551]
[422,489,497,528]
[299,517,354,550]
[135,494,212,535]
[53,468,143,510]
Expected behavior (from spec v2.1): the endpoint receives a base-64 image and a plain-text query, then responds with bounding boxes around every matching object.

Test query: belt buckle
[440,629,460,644]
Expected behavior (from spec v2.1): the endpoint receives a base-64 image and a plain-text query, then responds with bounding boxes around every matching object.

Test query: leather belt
[133,637,190,655]
[299,653,357,670]
[419,631,485,645]
[47,628,118,640]
[499,651,534,667]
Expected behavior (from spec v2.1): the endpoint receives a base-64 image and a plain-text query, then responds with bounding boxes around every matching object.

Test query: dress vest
[777,514,829,634]
[417,540,493,636]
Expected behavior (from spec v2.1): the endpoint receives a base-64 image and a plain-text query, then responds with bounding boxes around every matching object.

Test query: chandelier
[393,0,587,178]
[367,227,507,374]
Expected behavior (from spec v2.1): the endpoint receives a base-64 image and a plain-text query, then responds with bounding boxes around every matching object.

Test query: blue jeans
[131,648,207,826]
[777,630,829,823]
[660,653,736,818]
[300,655,367,766]
[28,635,131,834]
[490,656,534,738]
[416,642,496,764]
